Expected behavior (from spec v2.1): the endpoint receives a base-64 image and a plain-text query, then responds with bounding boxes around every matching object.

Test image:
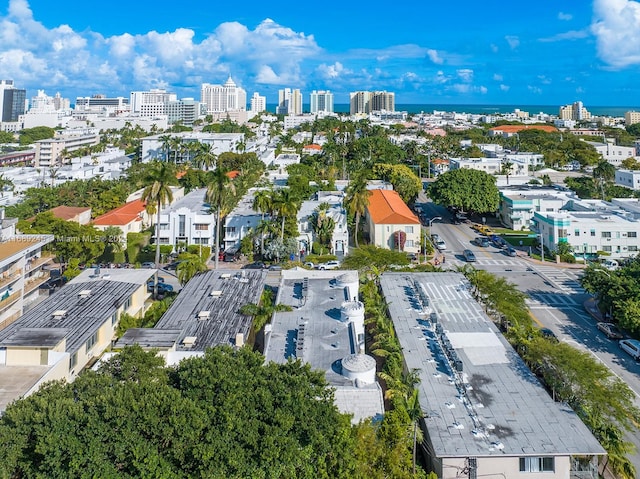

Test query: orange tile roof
[226,170,240,179]
[92,199,146,226]
[49,206,91,221]
[489,125,558,133]
[176,170,187,179]
[367,189,420,225]
[303,144,322,150]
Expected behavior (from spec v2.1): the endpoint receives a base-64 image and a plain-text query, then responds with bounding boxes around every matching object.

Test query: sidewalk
[518,252,588,270]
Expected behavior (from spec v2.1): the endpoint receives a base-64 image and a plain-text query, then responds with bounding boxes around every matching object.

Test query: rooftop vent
[52,310,67,318]
[182,336,197,347]
[197,310,211,320]
[220,273,231,279]
[235,333,245,347]
[210,290,223,297]
[78,289,92,298]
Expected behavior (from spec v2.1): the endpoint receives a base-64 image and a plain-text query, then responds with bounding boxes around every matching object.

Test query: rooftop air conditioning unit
[52,310,67,319]
[197,310,211,320]
[210,290,222,297]
[182,336,197,347]
[78,289,92,298]
[220,273,231,279]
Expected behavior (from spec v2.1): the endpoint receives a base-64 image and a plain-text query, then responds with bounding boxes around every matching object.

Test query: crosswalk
[525,292,582,308]
[531,265,585,294]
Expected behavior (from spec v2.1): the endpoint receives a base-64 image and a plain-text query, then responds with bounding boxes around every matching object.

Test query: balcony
[23,274,49,295]
[0,310,21,331]
[0,290,21,313]
[26,252,55,271]
[0,268,22,290]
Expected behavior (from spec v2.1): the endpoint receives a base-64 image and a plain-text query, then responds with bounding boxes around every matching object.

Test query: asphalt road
[417,196,640,470]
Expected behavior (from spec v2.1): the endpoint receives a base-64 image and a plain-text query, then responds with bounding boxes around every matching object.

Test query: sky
[1,0,640,106]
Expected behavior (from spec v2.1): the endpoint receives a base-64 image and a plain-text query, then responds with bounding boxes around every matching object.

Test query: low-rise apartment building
[615,169,640,191]
[380,272,605,478]
[223,189,263,252]
[0,210,54,331]
[586,141,638,167]
[155,188,215,250]
[297,191,349,256]
[0,267,154,413]
[498,186,575,230]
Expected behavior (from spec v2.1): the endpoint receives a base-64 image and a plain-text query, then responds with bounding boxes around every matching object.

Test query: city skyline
[1,0,640,105]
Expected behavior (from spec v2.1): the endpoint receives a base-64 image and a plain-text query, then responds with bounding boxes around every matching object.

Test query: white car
[318,260,341,270]
[435,239,447,251]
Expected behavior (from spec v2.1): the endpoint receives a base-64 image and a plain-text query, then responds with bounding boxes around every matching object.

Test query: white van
[603,259,619,271]
[619,339,640,360]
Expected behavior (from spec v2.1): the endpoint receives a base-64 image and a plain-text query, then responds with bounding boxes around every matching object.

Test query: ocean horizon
[265,103,640,117]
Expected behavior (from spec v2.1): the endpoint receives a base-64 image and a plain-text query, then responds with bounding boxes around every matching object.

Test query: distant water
[265,103,640,117]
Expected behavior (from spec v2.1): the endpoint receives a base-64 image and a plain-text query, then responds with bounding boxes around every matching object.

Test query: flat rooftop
[265,269,384,423]
[0,235,53,264]
[152,269,266,351]
[68,267,155,285]
[0,364,49,412]
[161,188,210,215]
[380,272,605,458]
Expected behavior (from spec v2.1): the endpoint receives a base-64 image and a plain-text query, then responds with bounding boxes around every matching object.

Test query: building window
[85,332,98,353]
[590,230,596,237]
[519,457,554,472]
[111,312,118,325]
[602,231,612,238]
[194,223,209,231]
[629,245,638,252]
[628,231,637,238]
[602,246,612,252]
[574,229,580,237]
[405,226,414,234]
[558,229,567,239]
[70,352,77,369]
[406,240,414,247]
[159,223,169,230]
[226,227,236,234]
[124,297,131,310]
[178,215,186,237]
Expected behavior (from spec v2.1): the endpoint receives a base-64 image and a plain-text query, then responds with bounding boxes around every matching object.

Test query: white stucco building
[297,191,349,256]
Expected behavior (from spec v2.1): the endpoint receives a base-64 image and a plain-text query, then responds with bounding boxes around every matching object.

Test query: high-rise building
[75,95,129,110]
[130,89,177,117]
[559,101,591,121]
[310,90,334,114]
[349,91,371,115]
[625,111,640,126]
[0,80,26,122]
[250,92,266,113]
[277,88,302,115]
[200,77,247,114]
[166,98,206,126]
[370,91,395,112]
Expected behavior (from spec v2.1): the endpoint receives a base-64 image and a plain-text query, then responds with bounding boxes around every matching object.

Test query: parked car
[540,328,559,342]
[244,261,267,270]
[141,262,156,269]
[318,260,341,270]
[407,253,418,262]
[430,233,440,242]
[164,261,183,271]
[434,239,447,251]
[463,249,476,262]
[506,247,517,257]
[597,322,624,340]
[268,264,283,271]
[146,281,174,294]
[619,339,640,360]
[303,262,316,269]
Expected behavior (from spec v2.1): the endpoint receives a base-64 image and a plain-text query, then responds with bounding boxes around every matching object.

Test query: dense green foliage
[0,346,419,479]
[581,257,640,334]
[428,168,500,213]
[18,126,56,145]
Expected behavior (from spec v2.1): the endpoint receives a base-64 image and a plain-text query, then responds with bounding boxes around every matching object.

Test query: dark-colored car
[540,328,559,342]
[474,237,490,247]
[164,261,183,271]
[463,249,476,262]
[506,247,517,257]
[244,261,267,269]
[147,281,174,294]
[597,322,624,340]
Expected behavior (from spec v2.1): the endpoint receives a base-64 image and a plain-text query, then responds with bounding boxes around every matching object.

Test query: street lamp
[425,216,442,263]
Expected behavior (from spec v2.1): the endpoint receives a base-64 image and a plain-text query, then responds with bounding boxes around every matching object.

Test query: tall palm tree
[194,142,217,171]
[272,188,299,241]
[345,175,370,248]
[0,174,14,199]
[141,161,176,296]
[159,134,173,162]
[252,189,273,256]
[207,165,236,269]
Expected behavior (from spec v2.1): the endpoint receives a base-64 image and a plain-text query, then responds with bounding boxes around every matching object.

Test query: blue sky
[2,0,640,106]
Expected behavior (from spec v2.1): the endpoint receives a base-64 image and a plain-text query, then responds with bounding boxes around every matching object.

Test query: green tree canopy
[428,168,500,213]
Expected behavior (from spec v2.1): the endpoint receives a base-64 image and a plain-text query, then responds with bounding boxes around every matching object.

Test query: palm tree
[500,159,514,185]
[405,388,424,475]
[272,188,299,241]
[0,174,14,199]
[207,165,236,269]
[176,253,208,284]
[159,134,173,162]
[252,189,273,256]
[194,142,217,171]
[141,161,176,297]
[345,175,370,248]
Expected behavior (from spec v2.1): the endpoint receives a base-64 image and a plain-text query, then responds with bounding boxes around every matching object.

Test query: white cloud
[528,85,542,94]
[539,29,589,42]
[493,73,503,81]
[558,12,573,21]
[592,0,640,68]
[500,84,510,91]
[505,35,520,49]
[479,86,488,94]
[427,49,443,64]
[317,61,350,79]
[457,69,474,82]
